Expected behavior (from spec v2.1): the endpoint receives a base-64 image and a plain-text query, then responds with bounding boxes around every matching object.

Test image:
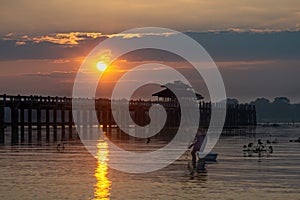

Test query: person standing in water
[188,129,206,167]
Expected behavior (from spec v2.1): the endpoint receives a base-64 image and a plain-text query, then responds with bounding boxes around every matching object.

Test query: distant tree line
[250,97,300,123]
[227,97,300,123]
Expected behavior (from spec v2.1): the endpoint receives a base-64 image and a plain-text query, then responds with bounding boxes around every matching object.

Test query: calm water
[0,126,299,200]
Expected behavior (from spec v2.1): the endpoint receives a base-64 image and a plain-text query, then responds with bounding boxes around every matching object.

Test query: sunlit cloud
[106,32,175,39]
[52,59,72,64]
[223,28,287,33]
[1,28,298,49]
[31,32,102,45]
[5,32,14,37]
[1,30,300,62]
[203,27,298,34]
[0,32,103,46]
[15,41,26,46]
[23,71,77,79]
[2,28,297,50]
[1,31,176,46]
[217,60,277,69]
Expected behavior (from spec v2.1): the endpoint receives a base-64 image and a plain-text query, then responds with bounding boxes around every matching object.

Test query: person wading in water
[188,129,206,168]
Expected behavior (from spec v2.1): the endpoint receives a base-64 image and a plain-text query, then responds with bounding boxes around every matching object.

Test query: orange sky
[1,1,300,102]
[1,0,300,34]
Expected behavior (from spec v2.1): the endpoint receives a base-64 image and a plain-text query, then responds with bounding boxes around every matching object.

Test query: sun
[97,61,108,72]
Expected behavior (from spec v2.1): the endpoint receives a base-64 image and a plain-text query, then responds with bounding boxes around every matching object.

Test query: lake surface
[0,126,299,200]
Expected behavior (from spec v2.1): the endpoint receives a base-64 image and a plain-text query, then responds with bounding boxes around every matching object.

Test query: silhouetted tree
[250,97,300,122]
[250,98,272,122]
[273,97,290,104]
[226,98,239,105]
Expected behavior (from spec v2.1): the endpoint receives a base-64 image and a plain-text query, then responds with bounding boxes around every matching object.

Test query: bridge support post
[37,108,41,141]
[103,109,108,132]
[96,109,101,128]
[82,109,88,140]
[68,109,73,140]
[76,109,80,139]
[61,108,65,141]
[89,109,94,128]
[20,108,25,142]
[108,109,112,131]
[11,105,19,144]
[53,108,57,141]
[46,109,50,142]
[28,108,32,142]
[0,104,5,144]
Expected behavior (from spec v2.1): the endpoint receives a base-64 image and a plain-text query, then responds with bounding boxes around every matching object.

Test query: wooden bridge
[0,94,256,144]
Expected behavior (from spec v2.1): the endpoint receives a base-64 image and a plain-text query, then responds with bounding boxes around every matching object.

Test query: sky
[1,0,300,102]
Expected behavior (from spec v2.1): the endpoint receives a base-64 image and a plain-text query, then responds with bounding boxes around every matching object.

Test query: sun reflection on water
[94,140,111,200]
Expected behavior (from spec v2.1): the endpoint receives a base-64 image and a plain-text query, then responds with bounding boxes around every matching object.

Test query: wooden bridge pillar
[61,108,65,141]
[134,106,141,126]
[20,108,25,142]
[82,109,89,139]
[82,109,86,127]
[53,108,57,141]
[68,109,73,139]
[102,108,107,132]
[82,109,87,140]
[108,109,112,130]
[119,110,125,128]
[28,108,32,142]
[96,109,101,128]
[89,109,94,128]
[76,109,81,139]
[0,104,5,144]
[46,108,50,142]
[11,105,19,144]
[37,108,41,141]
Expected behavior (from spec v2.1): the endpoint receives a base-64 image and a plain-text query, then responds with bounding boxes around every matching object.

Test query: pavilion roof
[152,88,203,100]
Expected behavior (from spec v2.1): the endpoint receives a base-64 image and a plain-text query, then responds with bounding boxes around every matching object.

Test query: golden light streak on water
[93,140,111,200]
